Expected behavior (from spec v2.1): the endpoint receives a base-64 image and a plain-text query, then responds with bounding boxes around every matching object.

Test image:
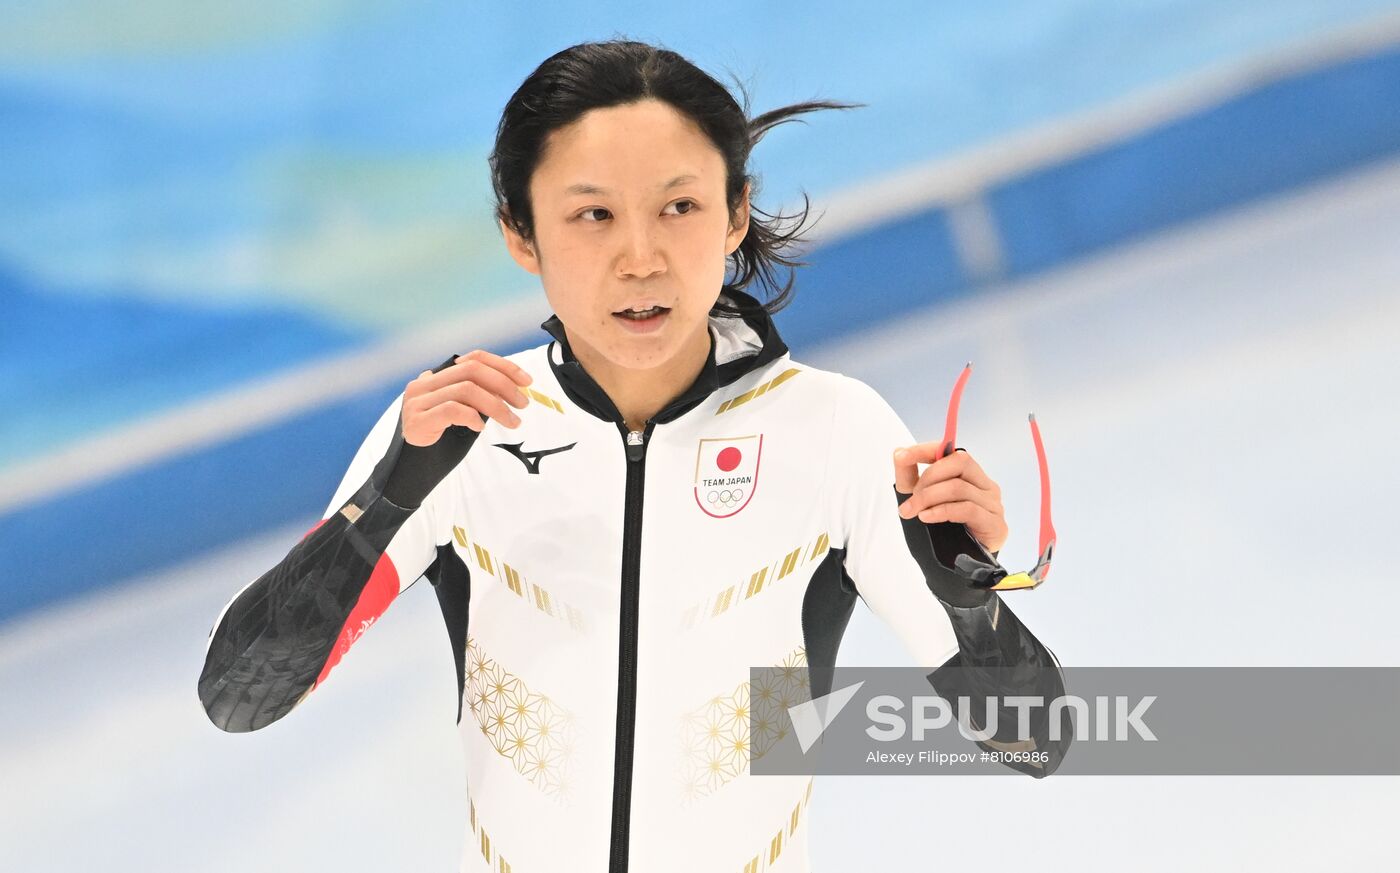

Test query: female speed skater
[198,37,1071,873]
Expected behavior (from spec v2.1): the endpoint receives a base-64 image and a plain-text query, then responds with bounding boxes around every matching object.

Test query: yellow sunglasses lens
[990,572,1040,591]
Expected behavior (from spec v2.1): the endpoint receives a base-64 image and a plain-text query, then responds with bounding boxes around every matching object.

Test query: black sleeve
[197,353,479,732]
[928,592,1072,777]
[197,485,417,732]
[893,485,1073,777]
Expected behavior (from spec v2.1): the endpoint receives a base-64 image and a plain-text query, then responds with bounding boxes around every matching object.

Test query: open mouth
[613,306,670,322]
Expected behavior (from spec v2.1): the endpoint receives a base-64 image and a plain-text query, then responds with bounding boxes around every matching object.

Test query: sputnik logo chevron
[788,680,865,753]
[694,434,763,518]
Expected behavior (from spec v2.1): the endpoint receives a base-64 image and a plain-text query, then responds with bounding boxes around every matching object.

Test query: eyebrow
[563,173,699,196]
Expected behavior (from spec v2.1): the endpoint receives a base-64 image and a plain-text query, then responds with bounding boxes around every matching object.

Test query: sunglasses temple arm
[1029,413,1056,578]
[925,408,1071,775]
[939,362,972,461]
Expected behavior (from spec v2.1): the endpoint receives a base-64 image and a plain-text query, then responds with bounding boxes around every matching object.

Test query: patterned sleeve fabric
[198,353,480,732]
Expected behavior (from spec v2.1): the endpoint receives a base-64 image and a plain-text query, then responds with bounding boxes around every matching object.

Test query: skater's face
[501,98,749,375]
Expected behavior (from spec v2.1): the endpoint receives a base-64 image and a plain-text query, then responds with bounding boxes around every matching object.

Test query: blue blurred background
[3,1,1399,870]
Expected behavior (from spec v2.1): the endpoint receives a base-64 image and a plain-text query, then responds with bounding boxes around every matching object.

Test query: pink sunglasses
[932,362,1055,592]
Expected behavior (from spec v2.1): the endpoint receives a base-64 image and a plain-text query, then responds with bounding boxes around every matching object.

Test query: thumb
[893,447,919,495]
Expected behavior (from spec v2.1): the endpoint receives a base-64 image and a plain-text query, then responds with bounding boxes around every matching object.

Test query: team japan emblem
[694,434,763,518]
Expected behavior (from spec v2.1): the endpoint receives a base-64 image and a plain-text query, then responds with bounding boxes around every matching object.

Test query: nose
[616,217,665,279]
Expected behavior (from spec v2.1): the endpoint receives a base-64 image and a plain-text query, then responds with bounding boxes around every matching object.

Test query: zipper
[609,418,656,873]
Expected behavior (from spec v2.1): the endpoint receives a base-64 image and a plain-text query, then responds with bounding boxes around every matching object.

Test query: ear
[725,182,751,256]
[500,213,542,276]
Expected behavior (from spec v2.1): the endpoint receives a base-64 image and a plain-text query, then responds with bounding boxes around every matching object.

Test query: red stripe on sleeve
[312,552,402,689]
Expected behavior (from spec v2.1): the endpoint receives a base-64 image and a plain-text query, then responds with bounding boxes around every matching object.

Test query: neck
[568,321,713,432]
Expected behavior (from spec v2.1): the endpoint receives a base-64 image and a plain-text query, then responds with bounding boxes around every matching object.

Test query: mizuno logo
[494,441,577,474]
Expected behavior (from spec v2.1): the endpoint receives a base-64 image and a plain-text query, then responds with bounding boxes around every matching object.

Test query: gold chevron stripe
[503,563,524,596]
[778,546,801,579]
[715,367,801,415]
[523,386,565,413]
[744,567,768,599]
[452,523,587,633]
[472,542,495,575]
[531,583,553,616]
[468,798,515,872]
[682,531,829,630]
[740,777,816,873]
[711,585,736,617]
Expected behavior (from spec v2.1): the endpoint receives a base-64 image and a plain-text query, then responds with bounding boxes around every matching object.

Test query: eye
[576,200,695,222]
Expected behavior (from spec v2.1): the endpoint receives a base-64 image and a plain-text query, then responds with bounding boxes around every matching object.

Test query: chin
[603,342,675,370]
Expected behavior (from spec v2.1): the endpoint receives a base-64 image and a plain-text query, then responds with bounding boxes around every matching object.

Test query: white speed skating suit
[199,287,1069,873]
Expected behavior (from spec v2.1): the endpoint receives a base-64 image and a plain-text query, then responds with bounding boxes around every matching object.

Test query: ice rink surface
[3,155,1397,870]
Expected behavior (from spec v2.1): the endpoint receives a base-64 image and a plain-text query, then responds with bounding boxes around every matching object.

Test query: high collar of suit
[539,286,790,427]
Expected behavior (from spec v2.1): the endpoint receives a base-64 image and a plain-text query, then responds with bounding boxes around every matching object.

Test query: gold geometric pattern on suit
[468,795,515,872]
[679,532,829,630]
[453,524,588,632]
[677,646,809,804]
[465,635,575,802]
[715,367,801,415]
[740,777,816,873]
[521,385,565,413]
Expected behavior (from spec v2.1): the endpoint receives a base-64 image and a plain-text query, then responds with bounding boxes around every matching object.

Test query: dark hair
[488,38,864,319]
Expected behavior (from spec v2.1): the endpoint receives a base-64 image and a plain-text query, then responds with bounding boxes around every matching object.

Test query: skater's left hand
[892,444,1008,555]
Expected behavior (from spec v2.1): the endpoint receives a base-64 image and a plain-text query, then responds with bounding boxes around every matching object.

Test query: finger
[405,369,434,399]
[909,449,997,493]
[422,400,487,434]
[456,350,533,387]
[412,378,520,433]
[417,352,532,398]
[462,357,532,409]
[420,359,531,411]
[896,441,982,493]
[914,500,992,528]
[893,448,920,494]
[893,442,965,496]
[447,380,521,428]
[894,441,947,466]
[897,477,999,519]
[946,449,996,492]
[435,357,531,406]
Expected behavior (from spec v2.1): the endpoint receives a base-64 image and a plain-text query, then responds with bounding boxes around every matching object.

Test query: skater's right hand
[401,350,534,446]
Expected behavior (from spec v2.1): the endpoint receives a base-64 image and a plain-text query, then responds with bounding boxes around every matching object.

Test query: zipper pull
[625,429,645,463]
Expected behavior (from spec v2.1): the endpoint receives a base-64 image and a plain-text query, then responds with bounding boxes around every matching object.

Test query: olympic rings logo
[706,488,745,508]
